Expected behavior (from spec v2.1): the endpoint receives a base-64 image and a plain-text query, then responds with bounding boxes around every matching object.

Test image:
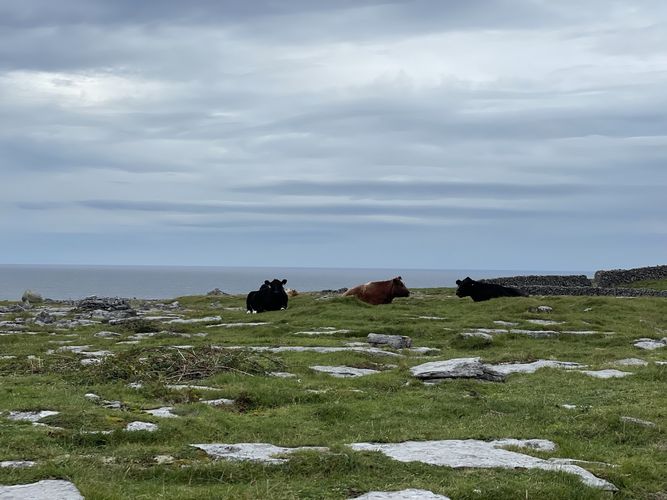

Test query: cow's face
[455,277,475,297]
[391,276,410,298]
[269,278,287,294]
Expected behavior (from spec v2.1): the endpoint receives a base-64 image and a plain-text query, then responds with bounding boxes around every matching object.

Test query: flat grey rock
[166,315,221,324]
[348,439,616,491]
[493,321,518,326]
[411,358,583,382]
[294,328,350,335]
[310,365,380,378]
[560,404,578,410]
[411,358,505,382]
[634,338,667,350]
[620,416,656,427]
[352,489,451,499]
[0,480,84,499]
[533,305,554,313]
[527,319,564,326]
[613,358,648,367]
[200,398,235,406]
[143,407,179,418]
[0,460,36,468]
[416,316,446,320]
[125,421,158,432]
[6,410,59,423]
[206,322,269,328]
[491,360,584,375]
[460,332,493,340]
[269,372,296,378]
[192,443,328,464]
[93,330,121,338]
[579,369,633,379]
[167,384,220,391]
[367,333,412,349]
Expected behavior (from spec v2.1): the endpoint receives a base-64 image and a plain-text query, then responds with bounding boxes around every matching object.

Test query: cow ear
[456,280,461,285]
[395,276,402,280]
[281,279,287,285]
[264,280,270,285]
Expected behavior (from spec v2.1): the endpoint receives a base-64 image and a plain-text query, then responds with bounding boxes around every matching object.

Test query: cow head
[391,276,410,298]
[269,278,287,294]
[455,277,475,297]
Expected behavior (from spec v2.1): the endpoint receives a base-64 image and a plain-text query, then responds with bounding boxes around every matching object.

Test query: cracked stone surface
[527,319,564,326]
[200,398,235,406]
[6,410,59,423]
[310,365,380,378]
[293,327,351,335]
[192,443,329,464]
[167,384,220,391]
[351,489,451,500]
[206,322,270,328]
[348,439,616,491]
[620,416,656,427]
[125,421,158,432]
[144,407,179,418]
[269,371,296,378]
[634,338,667,350]
[0,480,84,499]
[367,333,412,349]
[579,369,633,379]
[0,460,36,468]
[411,358,584,382]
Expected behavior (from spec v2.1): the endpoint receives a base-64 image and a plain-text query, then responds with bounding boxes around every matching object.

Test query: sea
[0,264,590,301]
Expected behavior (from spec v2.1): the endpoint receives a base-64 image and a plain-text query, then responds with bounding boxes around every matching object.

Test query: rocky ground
[0,289,665,499]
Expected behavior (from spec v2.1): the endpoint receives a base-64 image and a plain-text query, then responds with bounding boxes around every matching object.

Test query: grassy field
[0,289,666,499]
[626,279,667,291]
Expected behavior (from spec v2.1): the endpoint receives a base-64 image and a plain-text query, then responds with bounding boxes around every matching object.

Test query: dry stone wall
[480,265,667,297]
[593,265,667,288]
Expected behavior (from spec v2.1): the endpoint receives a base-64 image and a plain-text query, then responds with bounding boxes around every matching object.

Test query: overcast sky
[1,0,665,271]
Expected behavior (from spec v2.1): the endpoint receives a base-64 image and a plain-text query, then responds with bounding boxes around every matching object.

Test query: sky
[1,0,665,272]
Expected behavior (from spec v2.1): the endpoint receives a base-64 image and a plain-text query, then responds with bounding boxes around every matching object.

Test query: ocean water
[0,265,589,300]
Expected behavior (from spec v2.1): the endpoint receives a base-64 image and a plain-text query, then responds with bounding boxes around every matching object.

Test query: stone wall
[479,266,667,297]
[483,275,591,287]
[593,265,667,288]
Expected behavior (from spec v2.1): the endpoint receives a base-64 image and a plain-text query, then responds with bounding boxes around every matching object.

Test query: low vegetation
[0,289,665,499]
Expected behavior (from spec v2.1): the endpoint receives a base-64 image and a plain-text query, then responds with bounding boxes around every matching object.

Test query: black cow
[455,277,525,302]
[246,279,289,313]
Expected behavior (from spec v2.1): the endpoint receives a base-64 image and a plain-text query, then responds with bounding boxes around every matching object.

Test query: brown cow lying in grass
[343,276,410,305]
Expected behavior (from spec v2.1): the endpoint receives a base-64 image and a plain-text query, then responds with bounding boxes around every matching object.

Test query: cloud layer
[1,1,665,270]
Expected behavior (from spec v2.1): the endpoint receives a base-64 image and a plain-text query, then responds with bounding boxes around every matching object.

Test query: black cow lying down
[246,279,289,313]
[455,277,526,302]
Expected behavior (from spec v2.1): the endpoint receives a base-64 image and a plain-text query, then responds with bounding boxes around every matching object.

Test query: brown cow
[343,276,410,305]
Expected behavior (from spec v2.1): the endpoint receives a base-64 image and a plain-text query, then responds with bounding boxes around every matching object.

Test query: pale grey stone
[634,338,667,350]
[579,369,633,379]
[460,332,493,340]
[613,358,648,367]
[411,358,584,383]
[620,416,656,427]
[0,460,36,468]
[493,321,518,326]
[269,372,296,378]
[509,329,559,338]
[561,404,578,410]
[166,315,221,324]
[416,316,446,320]
[310,365,380,378]
[6,410,59,423]
[348,439,616,491]
[167,384,219,391]
[352,489,451,500]
[527,319,564,326]
[127,382,143,389]
[367,333,412,349]
[205,322,270,328]
[293,327,351,335]
[144,407,179,418]
[0,480,84,499]
[154,455,175,465]
[408,347,440,354]
[563,331,615,336]
[94,330,121,338]
[191,443,328,464]
[410,358,505,382]
[200,398,235,406]
[125,421,158,432]
[80,358,103,366]
[491,360,585,375]
[533,305,554,313]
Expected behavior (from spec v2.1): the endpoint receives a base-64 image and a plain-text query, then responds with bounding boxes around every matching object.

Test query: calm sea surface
[0,265,590,300]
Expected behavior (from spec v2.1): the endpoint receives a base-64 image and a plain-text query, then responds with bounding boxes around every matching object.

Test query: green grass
[1,290,666,499]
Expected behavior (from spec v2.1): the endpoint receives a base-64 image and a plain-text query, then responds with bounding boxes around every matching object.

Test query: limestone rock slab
[310,365,380,378]
[0,480,84,499]
[351,489,451,500]
[192,443,328,464]
[348,439,616,491]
